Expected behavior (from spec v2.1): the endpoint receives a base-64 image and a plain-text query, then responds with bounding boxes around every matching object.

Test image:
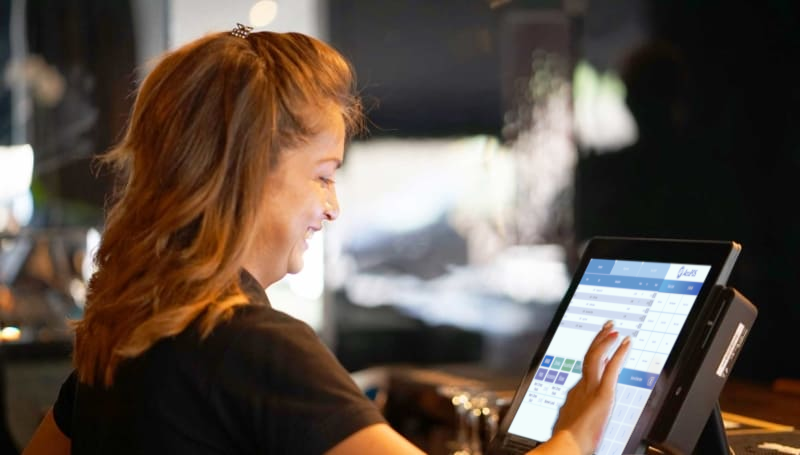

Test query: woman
[23,27,629,454]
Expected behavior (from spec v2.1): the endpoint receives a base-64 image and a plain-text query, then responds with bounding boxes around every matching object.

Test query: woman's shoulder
[216,297,317,344]
[214,303,324,365]
[138,299,330,407]
[160,272,329,380]
[216,269,320,348]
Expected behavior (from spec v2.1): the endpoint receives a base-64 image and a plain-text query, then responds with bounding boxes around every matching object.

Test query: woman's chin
[286,258,305,275]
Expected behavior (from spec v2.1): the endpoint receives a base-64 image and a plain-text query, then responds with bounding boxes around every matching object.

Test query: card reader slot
[701,289,730,350]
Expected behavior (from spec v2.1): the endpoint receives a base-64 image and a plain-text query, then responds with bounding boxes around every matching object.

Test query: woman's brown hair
[74,31,362,387]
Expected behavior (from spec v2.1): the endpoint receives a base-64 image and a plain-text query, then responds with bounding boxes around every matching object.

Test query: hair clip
[231,23,253,39]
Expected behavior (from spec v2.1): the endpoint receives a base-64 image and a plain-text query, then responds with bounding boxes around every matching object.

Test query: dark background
[327,0,800,382]
[572,0,800,382]
[1,0,798,383]
[329,0,504,137]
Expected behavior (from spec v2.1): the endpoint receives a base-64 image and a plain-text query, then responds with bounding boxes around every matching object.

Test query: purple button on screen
[535,368,548,381]
[544,369,558,383]
[555,372,569,385]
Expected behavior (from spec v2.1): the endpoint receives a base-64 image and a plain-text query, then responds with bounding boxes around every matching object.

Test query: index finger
[583,321,619,386]
[601,335,631,390]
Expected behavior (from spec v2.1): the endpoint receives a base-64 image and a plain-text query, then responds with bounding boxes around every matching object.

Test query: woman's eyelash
[319,176,335,185]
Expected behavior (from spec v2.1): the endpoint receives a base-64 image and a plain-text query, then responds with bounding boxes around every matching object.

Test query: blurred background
[0,0,798,451]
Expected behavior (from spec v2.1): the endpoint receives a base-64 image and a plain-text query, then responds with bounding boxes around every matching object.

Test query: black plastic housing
[644,286,757,454]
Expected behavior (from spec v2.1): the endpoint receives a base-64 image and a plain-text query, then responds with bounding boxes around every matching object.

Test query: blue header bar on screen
[584,259,708,295]
[586,259,614,274]
[610,260,642,276]
[638,262,671,279]
[579,274,701,295]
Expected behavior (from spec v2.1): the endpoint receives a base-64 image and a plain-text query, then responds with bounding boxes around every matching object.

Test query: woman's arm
[22,409,70,455]
[326,423,425,455]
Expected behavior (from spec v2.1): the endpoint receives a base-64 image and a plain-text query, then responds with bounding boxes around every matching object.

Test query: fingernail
[622,336,631,345]
[603,320,613,329]
[609,330,619,337]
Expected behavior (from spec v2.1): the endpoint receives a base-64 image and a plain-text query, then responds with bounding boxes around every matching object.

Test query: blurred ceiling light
[0,144,34,201]
[573,61,638,152]
[9,191,34,229]
[69,278,87,308]
[82,228,102,284]
[0,326,21,342]
[249,1,278,27]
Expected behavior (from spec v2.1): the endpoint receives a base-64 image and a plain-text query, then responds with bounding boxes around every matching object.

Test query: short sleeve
[209,307,386,454]
[52,370,77,438]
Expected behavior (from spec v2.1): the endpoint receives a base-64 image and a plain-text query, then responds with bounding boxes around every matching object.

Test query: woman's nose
[324,191,340,221]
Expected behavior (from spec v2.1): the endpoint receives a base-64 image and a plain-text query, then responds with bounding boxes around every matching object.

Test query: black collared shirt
[53,271,385,454]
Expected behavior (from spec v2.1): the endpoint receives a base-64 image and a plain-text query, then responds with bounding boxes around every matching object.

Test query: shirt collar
[239,269,271,307]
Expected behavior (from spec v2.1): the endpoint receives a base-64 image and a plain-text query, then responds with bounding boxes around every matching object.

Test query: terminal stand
[646,403,730,454]
[692,403,731,455]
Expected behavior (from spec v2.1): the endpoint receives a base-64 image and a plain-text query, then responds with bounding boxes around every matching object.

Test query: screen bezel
[496,237,740,452]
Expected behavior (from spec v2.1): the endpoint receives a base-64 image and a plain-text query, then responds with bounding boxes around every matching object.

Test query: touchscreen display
[507,259,711,455]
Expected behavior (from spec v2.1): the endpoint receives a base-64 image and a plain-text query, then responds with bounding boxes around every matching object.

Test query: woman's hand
[551,321,631,454]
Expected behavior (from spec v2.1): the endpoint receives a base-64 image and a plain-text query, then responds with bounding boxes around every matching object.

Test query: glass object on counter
[437,384,477,455]
[436,385,515,455]
[0,227,90,346]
